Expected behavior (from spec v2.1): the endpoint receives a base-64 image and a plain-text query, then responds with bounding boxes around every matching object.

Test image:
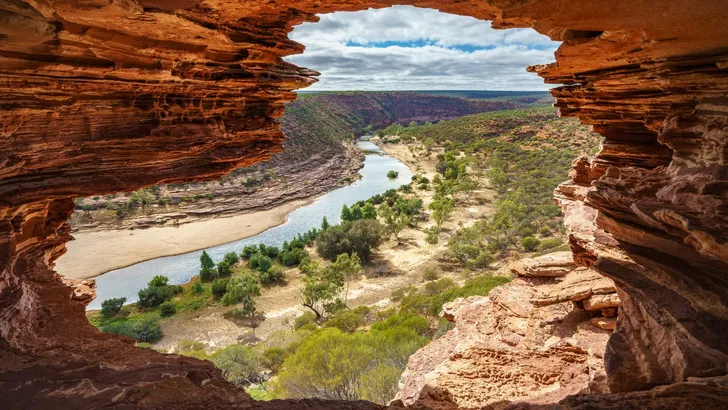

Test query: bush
[223,252,240,266]
[159,301,177,317]
[148,275,169,287]
[212,278,231,297]
[281,247,308,267]
[260,265,286,285]
[192,282,204,294]
[424,278,456,295]
[217,260,232,277]
[387,170,399,179]
[293,311,317,330]
[257,255,273,273]
[200,267,218,282]
[248,253,259,270]
[422,268,438,282]
[266,246,280,259]
[473,250,494,268]
[539,226,552,236]
[324,311,365,333]
[425,226,440,244]
[262,347,287,373]
[316,220,384,263]
[210,344,263,385]
[138,285,174,308]
[241,245,258,259]
[102,317,162,343]
[539,238,563,251]
[522,236,541,251]
[371,313,429,335]
[101,297,126,318]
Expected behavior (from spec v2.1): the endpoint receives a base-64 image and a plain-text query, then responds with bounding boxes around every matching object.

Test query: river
[86,139,413,309]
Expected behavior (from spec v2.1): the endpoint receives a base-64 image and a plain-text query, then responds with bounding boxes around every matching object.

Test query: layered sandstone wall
[1,0,727,408]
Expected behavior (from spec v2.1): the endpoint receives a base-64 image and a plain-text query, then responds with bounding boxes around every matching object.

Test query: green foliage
[425,226,440,244]
[148,275,169,288]
[321,216,330,231]
[200,250,215,270]
[212,278,231,297]
[361,202,377,219]
[429,195,454,228]
[273,325,427,403]
[257,255,273,273]
[223,251,240,266]
[137,277,175,309]
[259,265,286,285]
[262,347,288,372]
[217,260,232,277]
[192,282,204,294]
[387,170,399,179]
[424,278,456,295]
[210,344,263,385]
[522,236,541,251]
[324,311,365,333]
[401,275,510,318]
[422,268,438,282]
[101,316,162,343]
[221,273,261,320]
[299,260,345,319]
[370,313,429,335]
[316,220,384,263]
[200,267,218,282]
[241,245,259,259]
[101,297,126,318]
[159,301,177,317]
[539,226,552,236]
[539,237,564,251]
[378,203,410,243]
[294,311,317,330]
[280,247,308,267]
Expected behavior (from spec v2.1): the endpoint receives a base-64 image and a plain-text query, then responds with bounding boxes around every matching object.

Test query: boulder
[510,252,576,277]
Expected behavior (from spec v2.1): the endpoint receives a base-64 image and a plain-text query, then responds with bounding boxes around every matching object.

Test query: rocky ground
[393,252,621,409]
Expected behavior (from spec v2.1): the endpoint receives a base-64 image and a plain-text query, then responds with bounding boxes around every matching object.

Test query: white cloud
[285,6,559,91]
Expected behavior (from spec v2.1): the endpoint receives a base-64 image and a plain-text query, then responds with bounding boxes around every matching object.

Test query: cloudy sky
[286,6,559,91]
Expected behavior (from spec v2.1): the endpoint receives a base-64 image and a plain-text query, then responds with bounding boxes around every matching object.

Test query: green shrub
[217,260,232,277]
[371,313,429,335]
[102,317,162,343]
[539,226,552,236]
[324,311,365,333]
[223,252,240,266]
[422,268,438,282]
[178,340,206,352]
[262,347,288,373]
[257,255,273,273]
[522,236,541,251]
[424,278,456,295]
[248,254,259,269]
[387,170,399,178]
[159,301,177,317]
[148,275,169,287]
[316,220,384,263]
[259,265,285,285]
[192,282,204,294]
[539,238,563,251]
[138,285,174,308]
[200,267,218,282]
[473,250,494,268]
[210,344,263,385]
[280,247,308,266]
[293,311,317,330]
[241,245,258,259]
[212,278,231,297]
[425,226,440,244]
[101,297,126,318]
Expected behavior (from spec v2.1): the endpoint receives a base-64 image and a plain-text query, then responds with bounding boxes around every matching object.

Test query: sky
[286,6,560,91]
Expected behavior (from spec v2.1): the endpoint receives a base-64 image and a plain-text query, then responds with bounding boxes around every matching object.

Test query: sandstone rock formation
[1,0,727,408]
[394,276,612,409]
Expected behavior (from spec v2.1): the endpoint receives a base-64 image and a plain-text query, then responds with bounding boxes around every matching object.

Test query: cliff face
[1,1,727,409]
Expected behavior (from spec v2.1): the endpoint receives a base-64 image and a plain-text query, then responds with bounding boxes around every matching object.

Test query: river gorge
[66,139,413,310]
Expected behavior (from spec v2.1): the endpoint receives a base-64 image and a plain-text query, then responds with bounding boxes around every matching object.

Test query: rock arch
[1,1,727,408]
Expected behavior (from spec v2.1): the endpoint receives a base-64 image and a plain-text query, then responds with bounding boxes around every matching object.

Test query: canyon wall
[1,0,727,408]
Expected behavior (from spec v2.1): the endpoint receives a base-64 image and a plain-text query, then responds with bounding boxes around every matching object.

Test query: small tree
[387,170,399,179]
[321,216,330,231]
[329,252,362,305]
[223,251,240,266]
[299,260,344,320]
[200,250,215,270]
[429,195,454,228]
[101,297,126,318]
[222,273,261,322]
[160,301,177,317]
[257,255,273,273]
[362,202,377,219]
[149,275,169,287]
[200,267,218,282]
[218,260,232,277]
[379,204,410,244]
[522,236,541,251]
[341,204,353,222]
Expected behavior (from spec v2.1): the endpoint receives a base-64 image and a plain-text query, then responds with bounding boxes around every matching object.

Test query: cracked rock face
[1,0,728,408]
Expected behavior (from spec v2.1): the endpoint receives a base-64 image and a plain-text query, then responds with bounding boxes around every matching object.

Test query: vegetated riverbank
[57,199,311,280]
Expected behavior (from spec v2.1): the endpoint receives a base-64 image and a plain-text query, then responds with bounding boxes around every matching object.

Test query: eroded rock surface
[1,0,728,408]
[394,271,613,409]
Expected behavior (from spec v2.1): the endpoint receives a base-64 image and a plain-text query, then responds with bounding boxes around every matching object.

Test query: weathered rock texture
[1,0,728,408]
[394,275,613,409]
